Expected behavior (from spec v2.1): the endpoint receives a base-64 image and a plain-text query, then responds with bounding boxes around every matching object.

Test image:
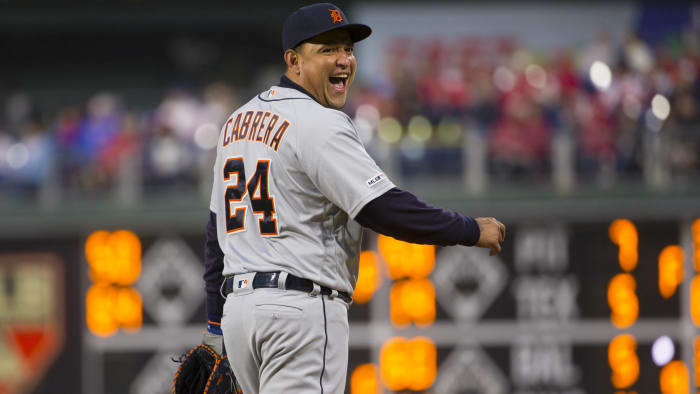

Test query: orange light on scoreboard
[690,219,700,329]
[380,337,436,391]
[390,281,411,327]
[86,285,143,337]
[85,230,141,285]
[354,251,382,304]
[86,283,119,337]
[350,364,383,394]
[658,245,684,299]
[114,287,143,331]
[408,337,437,391]
[609,219,639,272]
[377,235,434,279]
[690,277,700,327]
[659,361,689,394]
[608,334,639,389]
[85,230,143,337]
[390,279,436,327]
[693,218,700,271]
[607,273,639,329]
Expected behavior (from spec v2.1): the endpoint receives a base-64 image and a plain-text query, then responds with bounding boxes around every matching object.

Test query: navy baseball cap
[282,3,372,51]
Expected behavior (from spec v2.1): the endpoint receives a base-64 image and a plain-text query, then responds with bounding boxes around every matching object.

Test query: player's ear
[284,49,301,75]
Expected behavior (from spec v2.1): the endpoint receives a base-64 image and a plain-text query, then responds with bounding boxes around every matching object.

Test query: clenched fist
[475,217,506,255]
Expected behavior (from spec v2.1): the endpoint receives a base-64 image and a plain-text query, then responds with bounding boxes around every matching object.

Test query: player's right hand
[475,217,506,256]
[202,330,224,355]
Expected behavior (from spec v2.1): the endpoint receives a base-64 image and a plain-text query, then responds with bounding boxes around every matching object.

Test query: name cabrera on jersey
[210,86,395,295]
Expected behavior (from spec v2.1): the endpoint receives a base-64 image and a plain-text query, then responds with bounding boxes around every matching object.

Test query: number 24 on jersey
[223,157,277,235]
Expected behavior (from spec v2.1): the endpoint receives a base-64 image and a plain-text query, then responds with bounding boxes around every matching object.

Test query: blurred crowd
[1,28,699,197]
[0,83,235,195]
[348,28,700,181]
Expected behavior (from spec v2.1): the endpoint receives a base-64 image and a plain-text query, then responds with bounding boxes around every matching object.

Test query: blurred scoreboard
[347,219,700,394]
[1,218,699,393]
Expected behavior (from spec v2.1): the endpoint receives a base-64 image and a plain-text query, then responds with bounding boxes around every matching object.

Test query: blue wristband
[207,322,223,336]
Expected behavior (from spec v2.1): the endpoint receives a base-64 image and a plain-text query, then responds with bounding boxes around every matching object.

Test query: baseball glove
[172,344,240,394]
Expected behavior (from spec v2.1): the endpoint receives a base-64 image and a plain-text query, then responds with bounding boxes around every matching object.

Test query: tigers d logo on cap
[329,8,343,23]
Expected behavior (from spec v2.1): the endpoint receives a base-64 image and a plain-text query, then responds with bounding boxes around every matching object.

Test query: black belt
[223,272,352,303]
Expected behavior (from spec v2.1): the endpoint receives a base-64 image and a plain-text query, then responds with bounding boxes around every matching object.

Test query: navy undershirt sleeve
[355,188,480,246]
[204,211,224,334]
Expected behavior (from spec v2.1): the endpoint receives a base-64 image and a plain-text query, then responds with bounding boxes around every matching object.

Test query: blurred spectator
[573,92,616,170]
[145,123,193,187]
[0,128,13,181]
[154,88,201,142]
[554,51,581,101]
[76,93,122,188]
[669,87,699,171]
[3,113,55,192]
[55,106,85,187]
[200,82,237,127]
[621,30,655,74]
[490,92,550,176]
[99,112,142,178]
[577,29,615,76]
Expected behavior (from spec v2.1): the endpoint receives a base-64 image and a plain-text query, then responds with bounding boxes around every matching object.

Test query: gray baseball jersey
[210,85,395,295]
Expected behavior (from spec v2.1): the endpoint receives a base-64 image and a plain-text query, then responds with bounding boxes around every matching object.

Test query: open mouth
[329,74,348,91]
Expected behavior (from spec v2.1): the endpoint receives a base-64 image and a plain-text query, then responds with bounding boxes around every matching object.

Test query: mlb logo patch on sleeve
[366,173,386,188]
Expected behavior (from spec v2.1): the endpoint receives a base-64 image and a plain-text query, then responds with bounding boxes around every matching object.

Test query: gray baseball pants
[221,273,350,393]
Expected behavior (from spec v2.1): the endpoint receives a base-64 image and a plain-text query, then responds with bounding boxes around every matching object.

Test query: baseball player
[202,3,506,393]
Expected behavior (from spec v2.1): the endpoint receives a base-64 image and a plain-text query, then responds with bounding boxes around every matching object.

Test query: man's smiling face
[294,29,356,109]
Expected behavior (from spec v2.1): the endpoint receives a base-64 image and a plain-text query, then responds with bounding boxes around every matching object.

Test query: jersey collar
[279,75,320,105]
